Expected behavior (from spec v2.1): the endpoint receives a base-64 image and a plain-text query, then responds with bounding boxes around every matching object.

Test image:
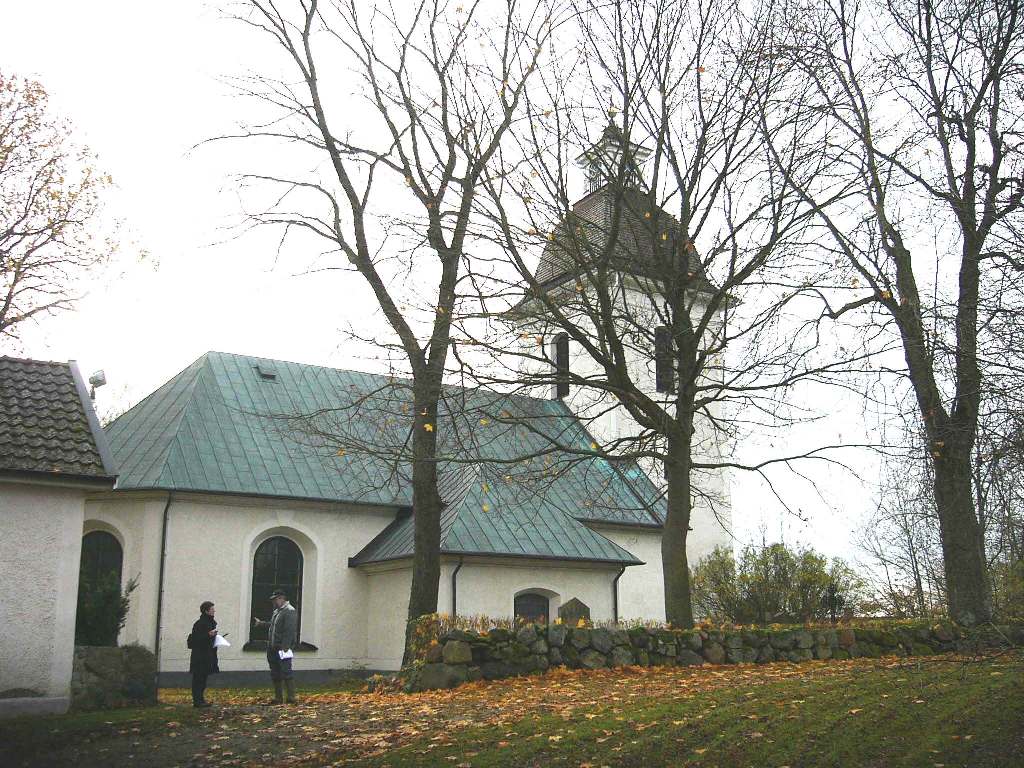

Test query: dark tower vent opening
[553,332,570,399]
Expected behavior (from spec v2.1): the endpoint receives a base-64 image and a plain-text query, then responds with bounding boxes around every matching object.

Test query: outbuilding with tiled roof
[0,356,116,718]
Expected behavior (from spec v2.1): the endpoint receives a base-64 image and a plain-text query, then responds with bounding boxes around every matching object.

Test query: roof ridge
[205,350,563,408]
[0,355,69,367]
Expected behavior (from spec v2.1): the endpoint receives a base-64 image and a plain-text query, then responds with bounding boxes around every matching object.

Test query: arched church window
[79,530,123,589]
[514,592,550,624]
[249,536,303,644]
[75,530,124,646]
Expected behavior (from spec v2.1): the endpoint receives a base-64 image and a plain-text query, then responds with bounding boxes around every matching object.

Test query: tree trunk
[662,432,694,628]
[931,442,991,625]
[402,393,443,664]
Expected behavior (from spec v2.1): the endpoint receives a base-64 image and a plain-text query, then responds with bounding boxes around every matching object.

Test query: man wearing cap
[252,589,299,704]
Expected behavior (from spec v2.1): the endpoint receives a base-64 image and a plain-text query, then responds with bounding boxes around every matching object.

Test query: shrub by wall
[392,618,1024,693]
[70,645,157,710]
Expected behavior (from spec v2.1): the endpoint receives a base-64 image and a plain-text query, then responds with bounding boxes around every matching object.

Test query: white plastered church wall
[0,480,87,717]
[439,558,622,625]
[85,493,398,673]
[589,526,667,622]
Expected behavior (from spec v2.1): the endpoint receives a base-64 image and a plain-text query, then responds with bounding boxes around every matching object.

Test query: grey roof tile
[0,356,114,479]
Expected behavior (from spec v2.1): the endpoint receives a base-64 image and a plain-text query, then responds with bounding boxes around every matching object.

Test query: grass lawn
[3,652,1022,767]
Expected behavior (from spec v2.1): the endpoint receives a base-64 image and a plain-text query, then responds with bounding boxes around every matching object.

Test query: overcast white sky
[1,1,883,562]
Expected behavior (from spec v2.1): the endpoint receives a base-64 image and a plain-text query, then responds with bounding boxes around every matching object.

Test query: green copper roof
[108,352,664,564]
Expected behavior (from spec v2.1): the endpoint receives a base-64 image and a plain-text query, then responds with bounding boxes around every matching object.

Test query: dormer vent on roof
[254,364,277,381]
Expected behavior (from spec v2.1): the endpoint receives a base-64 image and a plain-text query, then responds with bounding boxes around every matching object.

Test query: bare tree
[0,72,111,349]
[456,0,864,627]
[773,0,1024,623]
[227,0,553,654]
[858,445,947,618]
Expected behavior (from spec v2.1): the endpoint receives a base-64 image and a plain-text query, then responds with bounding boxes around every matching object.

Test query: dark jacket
[268,602,298,650]
[189,613,220,675]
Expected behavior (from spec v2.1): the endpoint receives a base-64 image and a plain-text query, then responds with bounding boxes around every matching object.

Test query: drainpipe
[612,566,626,624]
[451,558,464,616]
[153,492,173,690]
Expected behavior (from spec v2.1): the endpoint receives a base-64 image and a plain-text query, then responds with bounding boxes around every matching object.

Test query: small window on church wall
[553,332,570,399]
[514,592,549,624]
[655,325,674,393]
[249,536,303,644]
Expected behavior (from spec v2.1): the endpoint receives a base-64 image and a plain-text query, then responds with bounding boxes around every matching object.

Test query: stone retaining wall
[71,645,157,710]
[399,621,1024,692]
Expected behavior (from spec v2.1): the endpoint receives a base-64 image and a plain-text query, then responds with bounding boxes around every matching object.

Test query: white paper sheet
[213,634,231,648]
[278,648,294,660]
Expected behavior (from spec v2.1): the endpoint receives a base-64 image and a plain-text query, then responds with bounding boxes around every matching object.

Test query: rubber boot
[271,680,284,705]
[284,679,296,704]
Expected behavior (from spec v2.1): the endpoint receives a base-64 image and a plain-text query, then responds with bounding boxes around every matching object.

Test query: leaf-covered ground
[4,652,1022,767]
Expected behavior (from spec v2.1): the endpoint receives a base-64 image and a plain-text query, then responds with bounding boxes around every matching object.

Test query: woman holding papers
[188,600,221,708]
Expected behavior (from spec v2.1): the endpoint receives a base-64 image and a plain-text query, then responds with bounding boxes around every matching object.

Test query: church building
[2,126,733,686]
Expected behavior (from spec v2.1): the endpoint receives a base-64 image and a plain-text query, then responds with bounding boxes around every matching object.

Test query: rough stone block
[530,638,549,655]
[611,629,630,647]
[417,663,468,690]
[442,640,473,665]
[440,629,478,643]
[770,632,794,651]
[682,632,703,651]
[561,645,581,668]
[677,649,704,666]
[610,647,634,667]
[570,628,592,650]
[591,628,614,654]
[547,624,568,647]
[548,647,563,666]
[480,661,514,680]
[580,649,607,669]
[425,643,444,663]
[756,646,776,664]
[516,625,538,646]
[702,641,726,665]
[629,628,650,648]
[794,631,814,649]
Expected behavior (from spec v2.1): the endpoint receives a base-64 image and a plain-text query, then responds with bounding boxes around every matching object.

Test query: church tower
[520,122,733,565]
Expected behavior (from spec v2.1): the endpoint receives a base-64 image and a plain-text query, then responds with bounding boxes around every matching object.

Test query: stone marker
[558,597,591,625]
